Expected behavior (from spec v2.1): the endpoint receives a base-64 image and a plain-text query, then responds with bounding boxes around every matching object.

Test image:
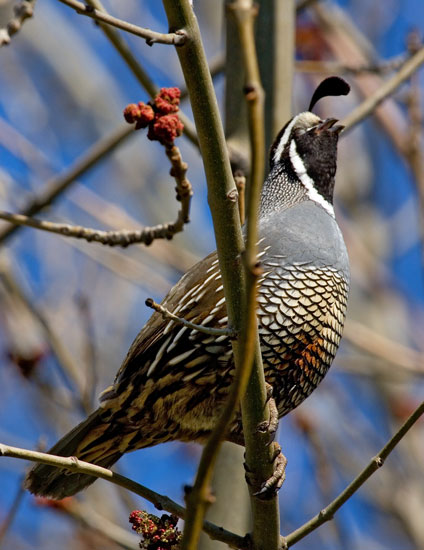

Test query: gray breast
[259,200,349,280]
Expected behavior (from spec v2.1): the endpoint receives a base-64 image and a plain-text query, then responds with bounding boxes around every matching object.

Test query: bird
[25,77,350,500]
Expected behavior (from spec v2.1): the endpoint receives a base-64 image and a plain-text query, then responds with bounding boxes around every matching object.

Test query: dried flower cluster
[123,88,184,144]
[129,510,181,550]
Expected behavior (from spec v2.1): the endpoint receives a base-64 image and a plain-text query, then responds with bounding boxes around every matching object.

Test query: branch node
[243,83,258,101]
[226,188,239,202]
[374,456,384,468]
[174,29,188,46]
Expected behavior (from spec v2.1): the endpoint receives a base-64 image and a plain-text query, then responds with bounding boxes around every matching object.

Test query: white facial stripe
[273,113,302,165]
[289,139,335,218]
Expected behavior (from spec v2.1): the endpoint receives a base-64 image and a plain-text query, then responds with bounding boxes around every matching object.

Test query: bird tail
[25,409,123,499]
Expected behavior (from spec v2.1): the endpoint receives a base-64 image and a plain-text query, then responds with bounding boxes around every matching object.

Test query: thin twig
[84,0,198,147]
[0,263,88,413]
[343,319,424,375]
[0,477,25,548]
[295,55,408,75]
[0,443,247,550]
[312,3,408,157]
[0,0,35,46]
[282,400,424,548]
[0,125,133,245]
[0,212,185,246]
[404,33,424,245]
[341,49,424,132]
[75,294,98,410]
[145,299,235,337]
[0,144,192,247]
[58,0,187,46]
[234,171,246,224]
[56,500,140,550]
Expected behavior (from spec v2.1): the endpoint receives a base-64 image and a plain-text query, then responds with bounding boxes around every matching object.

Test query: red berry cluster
[129,510,181,550]
[123,88,184,145]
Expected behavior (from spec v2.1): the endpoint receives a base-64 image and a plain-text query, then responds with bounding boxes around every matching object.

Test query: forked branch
[0,0,35,46]
[0,443,246,550]
[0,144,192,247]
[58,0,187,46]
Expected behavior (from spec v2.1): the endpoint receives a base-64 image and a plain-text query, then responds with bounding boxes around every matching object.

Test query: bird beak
[316,118,344,134]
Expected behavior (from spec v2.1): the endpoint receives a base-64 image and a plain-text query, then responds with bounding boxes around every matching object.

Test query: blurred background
[0,1,424,549]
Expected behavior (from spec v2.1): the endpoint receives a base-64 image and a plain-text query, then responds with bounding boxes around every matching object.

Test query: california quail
[25,77,350,499]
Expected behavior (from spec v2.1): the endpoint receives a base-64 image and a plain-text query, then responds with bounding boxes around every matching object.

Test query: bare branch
[234,171,246,224]
[0,262,89,413]
[161,2,249,549]
[0,143,192,247]
[57,500,141,550]
[0,0,35,47]
[343,319,424,375]
[145,298,235,337]
[0,443,247,550]
[295,55,408,76]
[282,399,424,548]
[0,125,133,245]
[84,0,198,147]
[0,476,25,546]
[228,2,281,550]
[0,212,183,246]
[342,47,424,132]
[58,0,187,46]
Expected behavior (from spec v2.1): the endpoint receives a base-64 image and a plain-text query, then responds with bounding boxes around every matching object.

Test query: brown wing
[98,251,235,441]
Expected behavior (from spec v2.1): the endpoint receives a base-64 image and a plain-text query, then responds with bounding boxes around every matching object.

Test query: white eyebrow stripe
[273,113,306,165]
[289,139,335,218]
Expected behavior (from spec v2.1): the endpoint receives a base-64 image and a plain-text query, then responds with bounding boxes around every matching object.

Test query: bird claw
[256,383,279,444]
[253,442,287,500]
[244,442,287,499]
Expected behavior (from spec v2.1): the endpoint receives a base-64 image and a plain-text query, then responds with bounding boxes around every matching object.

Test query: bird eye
[307,124,320,132]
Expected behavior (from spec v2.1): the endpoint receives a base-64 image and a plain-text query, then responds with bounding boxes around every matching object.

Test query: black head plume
[308,76,350,112]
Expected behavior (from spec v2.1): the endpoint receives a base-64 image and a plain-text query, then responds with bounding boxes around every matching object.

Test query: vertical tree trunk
[256,0,295,153]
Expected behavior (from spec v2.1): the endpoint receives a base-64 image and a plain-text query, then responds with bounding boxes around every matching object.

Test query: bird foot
[244,442,287,500]
[256,383,279,443]
[253,442,287,500]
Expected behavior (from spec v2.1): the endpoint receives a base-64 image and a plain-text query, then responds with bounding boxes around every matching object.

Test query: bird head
[268,76,350,211]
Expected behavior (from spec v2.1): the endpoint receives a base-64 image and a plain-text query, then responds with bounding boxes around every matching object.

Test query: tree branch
[161,2,252,549]
[58,0,187,46]
[0,262,88,413]
[341,48,424,132]
[0,144,192,247]
[0,211,184,247]
[84,0,198,147]
[295,55,408,75]
[0,443,247,550]
[0,0,35,47]
[282,399,424,548]
[229,2,281,549]
[145,299,235,337]
[0,124,133,245]
[343,319,424,375]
